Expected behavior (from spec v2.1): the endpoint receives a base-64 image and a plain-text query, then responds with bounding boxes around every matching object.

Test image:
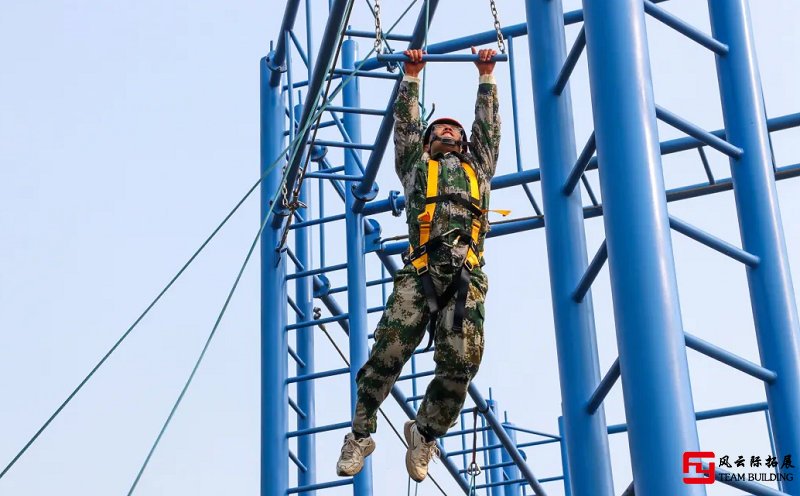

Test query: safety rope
[313,308,447,496]
[0,0,365,481]
[0,114,303,482]
[467,407,483,495]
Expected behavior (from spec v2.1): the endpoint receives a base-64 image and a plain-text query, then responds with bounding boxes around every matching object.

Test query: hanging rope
[467,407,483,495]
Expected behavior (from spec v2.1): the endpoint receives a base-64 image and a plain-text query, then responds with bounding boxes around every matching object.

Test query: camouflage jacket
[394,75,501,267]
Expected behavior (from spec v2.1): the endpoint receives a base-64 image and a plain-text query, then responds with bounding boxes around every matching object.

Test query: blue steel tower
[261,1,800,495]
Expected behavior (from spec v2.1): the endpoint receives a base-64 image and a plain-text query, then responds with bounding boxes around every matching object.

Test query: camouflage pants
[352,263,487,439]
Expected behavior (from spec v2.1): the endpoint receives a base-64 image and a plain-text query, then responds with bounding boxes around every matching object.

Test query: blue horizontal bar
[458,459,515,474]
[367,305,385,314]
[669,215,760,267]
[331,68,402,80]
[644,0,728,55]
[655,105,743,158]
[563,132,596,195]
[684,332,777,383]
[397,370,435,381]
[287,262,348,280]
[329,276,393,295]
[608,402,768,434]
[286,420,352,438]
[311,140,374,150]
[287,478,353,494]
[283,120,336,134]
[286,366,350,384]
[376,53,509,63]
[286,313,349,330]
[553,27,586,95]
[363,168,540,216]
[586,358,620,415]
[326,105,387,116]
[303,172,363,182]
[288,449,308,473]
[503,425,560,440]
[345,29,412,41]
[406,394,425,402]
[290,213,346,230]
[572,239,607,303]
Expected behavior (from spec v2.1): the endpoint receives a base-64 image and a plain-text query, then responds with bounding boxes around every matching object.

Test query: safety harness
[402,158,486,349]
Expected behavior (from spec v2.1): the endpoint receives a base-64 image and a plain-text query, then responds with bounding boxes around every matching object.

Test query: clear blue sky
[1,1,798,495]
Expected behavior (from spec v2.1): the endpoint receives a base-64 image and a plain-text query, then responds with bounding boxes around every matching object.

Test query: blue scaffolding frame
[262,1,800,495]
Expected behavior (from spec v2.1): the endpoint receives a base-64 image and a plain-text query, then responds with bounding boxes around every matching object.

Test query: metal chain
[373,0,383,54]
[489,0,506,54]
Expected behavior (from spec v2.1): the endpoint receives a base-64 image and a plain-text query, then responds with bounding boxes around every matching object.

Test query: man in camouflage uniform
[337,46,501,482]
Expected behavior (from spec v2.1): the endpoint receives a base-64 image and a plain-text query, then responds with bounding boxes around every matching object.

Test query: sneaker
[336,432,376,477]
[403,421,440,482]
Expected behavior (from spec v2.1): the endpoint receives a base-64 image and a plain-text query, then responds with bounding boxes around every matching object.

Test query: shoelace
[342,436,360,457]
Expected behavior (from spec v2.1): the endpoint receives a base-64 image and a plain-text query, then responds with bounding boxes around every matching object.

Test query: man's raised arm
[393,50,426,181]
[469,47,501,178]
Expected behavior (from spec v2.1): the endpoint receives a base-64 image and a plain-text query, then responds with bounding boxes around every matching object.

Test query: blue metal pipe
[655,105,743,158]
[279,0,352,221]
[525,2,614,496]
[292,103,317,495]
[683,332,777,383]
[562,132,596,195]
[341,39,373,496]
[585,358,620,415]
[572,240,607,303]
[643,0,728,55]
[260,57,289,496]
[557,417,572,496]
[352,0,441,209]
[582,0,704,494]
[486,400,505,496]
[344,29,412,42]
[269,0,302,86]
[668,214,759,267]
[709,3,800,491]
[553,27,586,96]
[376,53,508,63]
[469,385,548,495]
[501,421,523,496]
[606,402,768,435]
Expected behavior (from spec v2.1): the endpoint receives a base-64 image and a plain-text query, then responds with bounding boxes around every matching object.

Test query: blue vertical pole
[294,103,317,495]
[557,416,571,496]
[581,1,705,494]
[261,53,289,496]
[524,1,614,495]
[500,419,521,496]
[342,38,373,496]
[486,400,504,496]
[708,2,800,492]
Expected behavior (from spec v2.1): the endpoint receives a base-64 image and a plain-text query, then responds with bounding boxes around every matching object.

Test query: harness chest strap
[411,159,483,272]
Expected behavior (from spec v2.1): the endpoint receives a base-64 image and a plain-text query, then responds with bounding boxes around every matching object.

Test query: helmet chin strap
[430,135,469,149]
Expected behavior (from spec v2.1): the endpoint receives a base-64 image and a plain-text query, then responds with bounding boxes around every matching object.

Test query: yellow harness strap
[411,160,440,273]
[413,159,485,272]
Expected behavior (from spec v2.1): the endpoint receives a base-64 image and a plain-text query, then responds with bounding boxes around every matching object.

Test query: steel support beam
[278,0,351,227]
[526,1,614,495]
[260,57,289,496]
[342,39,374,495]
[709,1,800,492]
[582,0,704,494]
